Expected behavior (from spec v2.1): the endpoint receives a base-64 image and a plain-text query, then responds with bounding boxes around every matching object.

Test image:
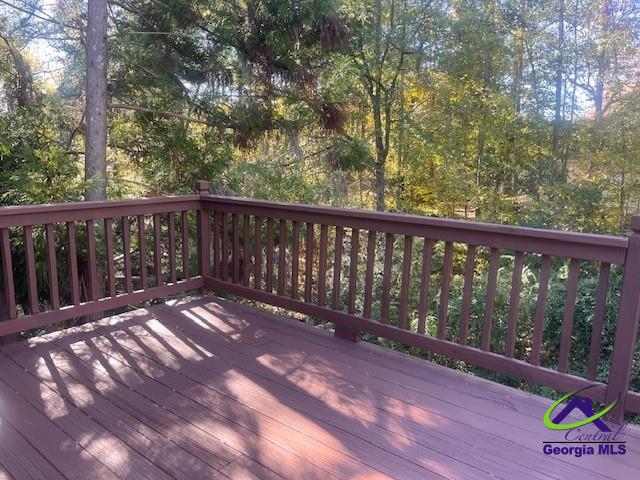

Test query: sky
[1,1,66,88]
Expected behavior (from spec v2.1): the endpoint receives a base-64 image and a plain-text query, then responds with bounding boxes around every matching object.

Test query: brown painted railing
[1,180,639,421]
[0,195,203,335]
[198,183,640,423]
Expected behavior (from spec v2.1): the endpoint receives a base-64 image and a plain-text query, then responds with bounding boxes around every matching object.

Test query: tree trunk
[374,164,386,211]
[372,93,387,212]
[476,129,485,187]
[0,34,34,109]
[552,0,565,160]
[289,130,304,161]
[84,0,108,324]
[85,0,108,201]
[594,0,612,124]
[587,0,612,178]
[513,45,523,114]
[512,2,526,114]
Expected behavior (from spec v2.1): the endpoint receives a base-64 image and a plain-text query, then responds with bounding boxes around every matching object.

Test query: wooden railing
[0,195,203,336]
[1,180,639,421]
[198,183,640,423]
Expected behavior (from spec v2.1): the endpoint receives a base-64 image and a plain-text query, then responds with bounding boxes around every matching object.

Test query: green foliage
[327,136,372,171]
[0,106,82,205]
[110,115,232,194]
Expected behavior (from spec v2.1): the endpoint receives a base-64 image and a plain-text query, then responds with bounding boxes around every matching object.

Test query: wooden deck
[0,296,638,480]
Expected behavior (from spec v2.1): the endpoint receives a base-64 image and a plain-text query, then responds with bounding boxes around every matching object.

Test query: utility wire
[13,0,64,25]
[0,0,84,31]
[2,1,190,38]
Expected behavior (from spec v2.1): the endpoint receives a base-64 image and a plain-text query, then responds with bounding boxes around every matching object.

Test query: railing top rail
[0,191,630,263]
[203,195,629,263]
[0,195,200,228]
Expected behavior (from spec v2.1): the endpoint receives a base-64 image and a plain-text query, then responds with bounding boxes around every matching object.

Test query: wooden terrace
[0,181,639,478]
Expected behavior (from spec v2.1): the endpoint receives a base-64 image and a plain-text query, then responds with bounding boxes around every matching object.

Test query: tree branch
[108,103,220,127]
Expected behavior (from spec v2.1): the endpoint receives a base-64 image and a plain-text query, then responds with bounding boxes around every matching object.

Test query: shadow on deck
[0,295,638,479]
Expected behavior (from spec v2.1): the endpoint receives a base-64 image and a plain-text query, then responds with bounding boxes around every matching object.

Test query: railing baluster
[277,219,286,295]
[220,212,228,281]
[530,254,551,365]
[153,214,162,286]
[380,233,394,323]
[398,235,413,329]
[348,228,359,314]
[211,211,219,278]
[45,224,60,310]
[137,215,148,289]
[86,220,98,301]
[243,214,250,286]
[182,211,190,280]
[558,258,580,373]
[122,216,133,293]
[232,213,240,283]
[318,224,328,306]
[104,218,116,296]
[266,218,274,292]
[458,245,476,344]
[168,213,177,283]
[332,226,344,309]
[24,226,39,313]
[66,222,80,305]
[291,221,300,299]
[437,241,453,339]
[481,248,500,351]
[195,180,210,281]
[0,228,16,319]
[363,230,376,319]
[504,251,524,357]
[254,217,263,289]
[304,223,313,302]
[586,263,611,379]
[417,238,433,334]
[213,212,221,278]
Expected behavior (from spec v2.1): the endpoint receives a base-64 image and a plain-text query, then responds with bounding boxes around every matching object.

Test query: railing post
[195,180,210,280]
[605,216,640,423]
[334,324,360,342]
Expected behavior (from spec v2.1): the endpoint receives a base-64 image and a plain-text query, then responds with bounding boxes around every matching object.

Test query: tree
[78,0,346,194]
[341,0,433,211]
[552,0,565,161]
[85,0,108,200]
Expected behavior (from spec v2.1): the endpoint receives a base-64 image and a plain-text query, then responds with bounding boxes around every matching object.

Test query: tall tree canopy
[0,0,639,233]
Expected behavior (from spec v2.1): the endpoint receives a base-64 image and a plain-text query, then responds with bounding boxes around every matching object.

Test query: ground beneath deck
[0,296,638,479]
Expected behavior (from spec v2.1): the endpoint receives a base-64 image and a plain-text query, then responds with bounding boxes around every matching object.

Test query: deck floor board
[13,345,243,468]
[3,346,223,479]
[0,412,64,480]
[1,295,638,479]
[154,299,640,477]
[140,306,583,479]
[65,333,410,480]
[85,317,488,479]
[0,371,119,479]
